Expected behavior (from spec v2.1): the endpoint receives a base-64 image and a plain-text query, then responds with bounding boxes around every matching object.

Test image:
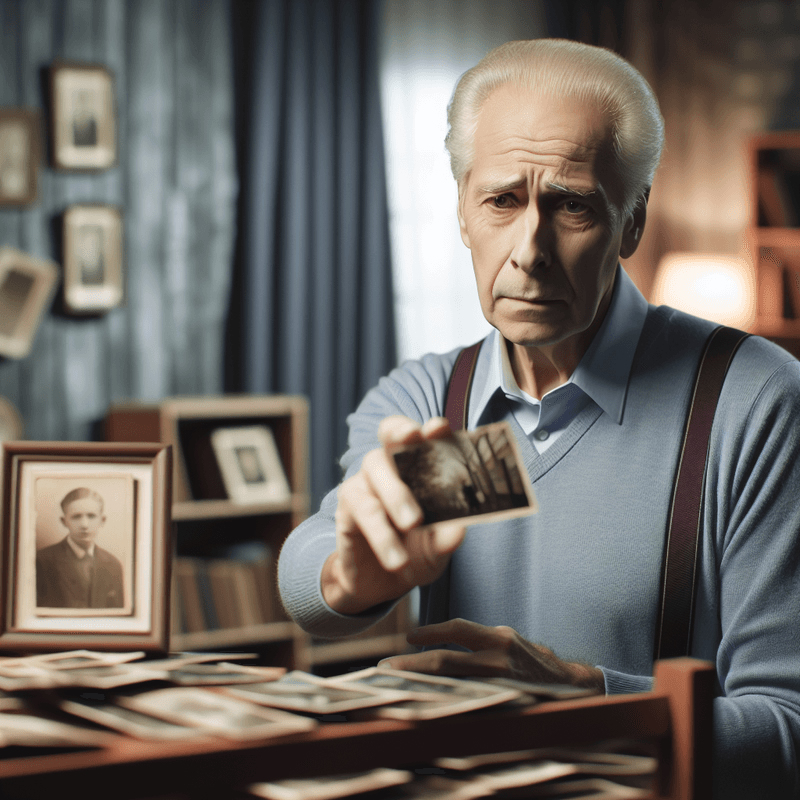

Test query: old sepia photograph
[50,62,116,170]
[0,441,172,653]
[211,425,291,505]
[0,247,60,360]
[62,205,124,314]
[390,421,538,527]
[0,109,40,206]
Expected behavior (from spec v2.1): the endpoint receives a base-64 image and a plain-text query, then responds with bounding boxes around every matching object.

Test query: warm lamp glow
[651,253,757,330]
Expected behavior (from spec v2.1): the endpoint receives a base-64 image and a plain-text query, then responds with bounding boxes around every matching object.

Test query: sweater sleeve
[597,353,800,800]
[277,351,456,638]
[703,356,800,800]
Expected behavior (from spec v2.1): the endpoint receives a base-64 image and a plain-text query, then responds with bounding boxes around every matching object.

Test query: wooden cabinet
[748,131,800,352]
[105,394,412,671]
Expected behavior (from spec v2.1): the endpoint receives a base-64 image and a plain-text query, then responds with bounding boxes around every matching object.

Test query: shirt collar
[469,265,649,427]
[66,535,95,559]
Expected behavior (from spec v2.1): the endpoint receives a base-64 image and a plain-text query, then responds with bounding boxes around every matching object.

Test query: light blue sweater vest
[278,304,800,799]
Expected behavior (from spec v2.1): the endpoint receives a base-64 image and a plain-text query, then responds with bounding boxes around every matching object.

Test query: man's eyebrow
[545,182,605,200]
[477,177,526,194]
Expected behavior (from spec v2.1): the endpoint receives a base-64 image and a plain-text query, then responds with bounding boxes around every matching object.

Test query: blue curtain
[229,0,397,506]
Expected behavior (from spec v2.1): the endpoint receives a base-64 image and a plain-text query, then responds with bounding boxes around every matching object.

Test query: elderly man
[278,40,800,798]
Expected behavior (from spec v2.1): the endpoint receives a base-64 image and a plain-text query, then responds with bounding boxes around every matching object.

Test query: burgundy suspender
[654,325,750,659]
[442,326,749,660]
[443,339,484,431]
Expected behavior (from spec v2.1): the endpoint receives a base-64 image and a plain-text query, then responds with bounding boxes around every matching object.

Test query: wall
[0,0,237,441]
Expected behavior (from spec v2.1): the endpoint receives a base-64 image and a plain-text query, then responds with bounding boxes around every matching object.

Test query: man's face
[61,497,105,551]
[457,85,642,350]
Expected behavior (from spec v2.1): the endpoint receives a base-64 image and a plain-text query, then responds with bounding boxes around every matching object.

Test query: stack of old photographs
[0,653,656,797]
[245,746,657,800]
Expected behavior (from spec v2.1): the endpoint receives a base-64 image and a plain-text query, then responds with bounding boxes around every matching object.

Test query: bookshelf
[748,132,800,349]
[105,395,413,671]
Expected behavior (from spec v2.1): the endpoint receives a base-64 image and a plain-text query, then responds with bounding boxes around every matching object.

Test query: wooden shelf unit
[748,131,800,343]
[0,659,715,800]
[106,394,310,668]
[105,394,413,671]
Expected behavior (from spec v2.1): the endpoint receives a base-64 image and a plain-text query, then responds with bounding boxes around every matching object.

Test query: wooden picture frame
[210,426,291,505]
[63,205,124,314]
[50,62,116,170]
[0,442,172,653]
[0,109,40,206]
[0,247,60,360]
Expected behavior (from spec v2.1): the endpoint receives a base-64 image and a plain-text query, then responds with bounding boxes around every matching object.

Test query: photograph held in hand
[389,422,537,528]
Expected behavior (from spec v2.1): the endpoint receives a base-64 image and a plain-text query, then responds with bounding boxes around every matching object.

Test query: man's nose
[509,204,551,273]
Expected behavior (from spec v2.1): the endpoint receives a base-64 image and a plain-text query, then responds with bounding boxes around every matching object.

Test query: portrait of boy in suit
[35,487,124,609]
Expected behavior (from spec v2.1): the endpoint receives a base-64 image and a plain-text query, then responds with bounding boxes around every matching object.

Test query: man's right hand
[321,415,466,615]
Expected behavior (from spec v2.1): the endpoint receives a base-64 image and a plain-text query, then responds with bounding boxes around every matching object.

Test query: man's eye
[563,200,588,214]
[492,194,515,209]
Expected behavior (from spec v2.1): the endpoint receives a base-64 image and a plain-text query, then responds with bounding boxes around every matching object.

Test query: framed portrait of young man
[0,442,172,653]
[62,205,124,314]
[49,62,116,170]
[0,109,40,207]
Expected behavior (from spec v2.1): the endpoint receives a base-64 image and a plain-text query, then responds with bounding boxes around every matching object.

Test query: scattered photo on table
[226,670,405,714]
[60,698,204,740]
[390,422,537,527]
[118,687,317,739]
[247,769,414,800]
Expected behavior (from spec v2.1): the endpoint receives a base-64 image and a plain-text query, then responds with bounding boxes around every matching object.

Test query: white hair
[445,39,664,216]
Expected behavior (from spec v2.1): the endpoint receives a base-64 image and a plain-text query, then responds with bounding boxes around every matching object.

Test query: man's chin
[495,321,574,349]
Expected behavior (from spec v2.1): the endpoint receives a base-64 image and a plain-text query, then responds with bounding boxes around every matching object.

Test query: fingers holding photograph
[390,422,537,527]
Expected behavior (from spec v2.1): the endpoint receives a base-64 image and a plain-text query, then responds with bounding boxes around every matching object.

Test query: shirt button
[534,429,549,441]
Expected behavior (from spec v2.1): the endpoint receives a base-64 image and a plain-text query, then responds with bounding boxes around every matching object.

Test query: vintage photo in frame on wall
[62,204,124,314]
[0,109,40,207]
[210,425,291,505]
[0,247,60,360]
[49,62,116,170]
[0,442,172,653]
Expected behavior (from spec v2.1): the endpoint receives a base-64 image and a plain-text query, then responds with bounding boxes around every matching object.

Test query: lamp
[650,253,757,330]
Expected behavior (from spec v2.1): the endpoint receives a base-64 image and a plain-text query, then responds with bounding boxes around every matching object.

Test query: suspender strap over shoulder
[443,339,484,431]
[654,324,750,660]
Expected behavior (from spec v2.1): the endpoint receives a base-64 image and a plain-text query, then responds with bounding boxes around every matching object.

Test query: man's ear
[457,181,471,249]
[619,190,649,259]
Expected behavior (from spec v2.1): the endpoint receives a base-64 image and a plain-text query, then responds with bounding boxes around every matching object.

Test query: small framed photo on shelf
[63,205,124,314]
[50,62,116,170]
[0,247,60,360]
[0,109,40,206]
[210,425,291,505]
[0,441,172,653]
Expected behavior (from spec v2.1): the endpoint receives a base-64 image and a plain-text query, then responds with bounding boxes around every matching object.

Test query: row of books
[172,550,280,635]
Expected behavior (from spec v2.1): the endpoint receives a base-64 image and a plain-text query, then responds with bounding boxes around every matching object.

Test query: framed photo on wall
[0,109,40,206]
[0,247,60,360]
[0,442,172,653]
[63,205,124,314]
[210,426,291,505]
[50,62,116,170]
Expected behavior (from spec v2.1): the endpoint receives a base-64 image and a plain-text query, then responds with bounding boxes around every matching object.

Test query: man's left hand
[378,618,605,692]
